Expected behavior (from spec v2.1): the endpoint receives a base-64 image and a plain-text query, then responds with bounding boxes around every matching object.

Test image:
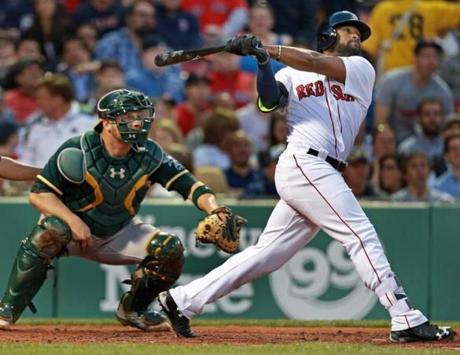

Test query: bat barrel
[154,45,226,67]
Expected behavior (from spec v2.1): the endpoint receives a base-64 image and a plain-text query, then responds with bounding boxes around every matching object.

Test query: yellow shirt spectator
[363,0,460,74]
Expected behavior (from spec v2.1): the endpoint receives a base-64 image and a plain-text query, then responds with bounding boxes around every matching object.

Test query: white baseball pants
[170,144,427,330]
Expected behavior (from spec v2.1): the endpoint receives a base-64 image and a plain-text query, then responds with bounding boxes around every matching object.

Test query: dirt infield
[0,325,459,348]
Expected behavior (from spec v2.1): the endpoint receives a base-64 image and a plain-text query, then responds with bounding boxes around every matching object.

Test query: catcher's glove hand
[195,206,248,253]
[224,34,269,64]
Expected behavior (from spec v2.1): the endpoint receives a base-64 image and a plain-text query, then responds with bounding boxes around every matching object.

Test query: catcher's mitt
[195,206,247,253]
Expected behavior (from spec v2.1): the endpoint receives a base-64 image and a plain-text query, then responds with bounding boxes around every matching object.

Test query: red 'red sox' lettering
[296,81,355,102]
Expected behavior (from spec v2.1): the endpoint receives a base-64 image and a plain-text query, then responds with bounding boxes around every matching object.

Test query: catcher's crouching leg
[117,232,184,331]
[0,216,71,329]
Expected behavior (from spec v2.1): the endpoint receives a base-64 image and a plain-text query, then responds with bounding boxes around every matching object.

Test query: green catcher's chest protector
[62,130,163,237]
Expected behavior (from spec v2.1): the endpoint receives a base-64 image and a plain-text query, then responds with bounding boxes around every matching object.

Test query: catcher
[0,89,246,331]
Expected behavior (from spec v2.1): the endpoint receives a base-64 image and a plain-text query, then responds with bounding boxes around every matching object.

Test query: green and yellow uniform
[0,90,200,329]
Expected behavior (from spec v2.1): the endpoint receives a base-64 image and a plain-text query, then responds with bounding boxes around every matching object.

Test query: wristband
[192,184,215,209]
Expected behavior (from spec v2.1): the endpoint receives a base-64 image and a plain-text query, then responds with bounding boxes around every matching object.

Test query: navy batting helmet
[317,11,371,53]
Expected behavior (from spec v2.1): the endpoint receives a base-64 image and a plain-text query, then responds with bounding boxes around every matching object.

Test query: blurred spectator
[0,33,17,84]
[76,22,99,54]
[4,59,44,123]
[392,152,454,203]
[0,121,24,196]
[182,0,248,39]
[374,154,403,200]
[153,96,177,120]
[374,39,454,144]
[208,52,255,108]
[126,35,184,102]
[257,0,319,48]
[431,113,460,177]
[363,0,460,74]
[92,59,125,106]
[224,129,264,192]
[193,109,239,169]
[443,113,460,137]
[369,123,397,188]
[74,0,126,38]
[213,92,235,111]
[15,37,45,62]
[258,111,288,167]
[64,0,82,13]
[343,148,377,199]
[399,98,445,160]
[150,118,183,151]
[440,32,460,112]
[240,1,287,74]
[95,0,156,72]
[236,83,271,153]
[0,1,34,38]
[0,87,16,122]
[0,121,19,158]
[57,36,94,103]
[21,0,75,70]
[244,143,284,198]
[248,1,292,46]
[320,0,367,15]
[155,0,202,50]
[434,133,460,199]
[18,73,95,166]
[175,73,211,136]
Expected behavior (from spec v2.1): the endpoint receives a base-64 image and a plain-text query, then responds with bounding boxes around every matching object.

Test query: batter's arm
[264,45,346,83]
[0,156,41,180]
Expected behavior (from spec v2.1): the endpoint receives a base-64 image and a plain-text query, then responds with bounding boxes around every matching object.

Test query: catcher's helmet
[317,11,371,53]
[96,89,155,152]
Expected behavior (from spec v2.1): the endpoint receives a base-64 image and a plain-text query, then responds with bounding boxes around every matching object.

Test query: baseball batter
[158,11,455,342]
[0,89,226,331]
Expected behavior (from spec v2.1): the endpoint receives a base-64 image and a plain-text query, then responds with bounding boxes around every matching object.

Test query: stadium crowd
[0,0,459,201]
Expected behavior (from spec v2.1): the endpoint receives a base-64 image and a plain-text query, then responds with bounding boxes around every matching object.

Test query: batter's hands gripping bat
[154,45,226,67]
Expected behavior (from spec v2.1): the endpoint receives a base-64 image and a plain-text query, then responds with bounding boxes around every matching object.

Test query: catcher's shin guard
[124,232,184,315]
[0,216,71,326]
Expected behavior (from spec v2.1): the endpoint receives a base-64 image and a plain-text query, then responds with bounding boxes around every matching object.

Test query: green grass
[0,343,459,355]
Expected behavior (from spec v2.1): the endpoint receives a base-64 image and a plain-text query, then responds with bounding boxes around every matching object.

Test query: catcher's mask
[317,10,371,53]
[96,89,155,152]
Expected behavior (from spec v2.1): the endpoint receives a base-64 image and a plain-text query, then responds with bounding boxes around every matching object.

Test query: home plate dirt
[0,325,458,348]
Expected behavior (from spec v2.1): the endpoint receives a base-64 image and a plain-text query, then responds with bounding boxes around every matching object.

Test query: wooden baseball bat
[154,45,227,67]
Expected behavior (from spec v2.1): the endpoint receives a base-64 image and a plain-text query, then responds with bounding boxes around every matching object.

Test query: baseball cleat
[116,292,170,332]
[158,291,196,338]
[390,322,456,342]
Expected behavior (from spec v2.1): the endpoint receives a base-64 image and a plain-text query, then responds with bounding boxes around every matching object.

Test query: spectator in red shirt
[208,51,255,108]
[181,0,248,38]
[4,59,44,123]
[175,74,211,136]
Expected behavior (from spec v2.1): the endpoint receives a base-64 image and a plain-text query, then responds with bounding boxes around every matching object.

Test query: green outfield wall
[0,198,458,321]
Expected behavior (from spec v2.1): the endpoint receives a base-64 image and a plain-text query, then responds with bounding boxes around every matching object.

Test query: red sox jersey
[275,56,375,160]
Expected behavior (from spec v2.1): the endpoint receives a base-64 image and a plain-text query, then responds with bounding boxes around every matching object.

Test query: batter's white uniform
[169,56,428,331]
